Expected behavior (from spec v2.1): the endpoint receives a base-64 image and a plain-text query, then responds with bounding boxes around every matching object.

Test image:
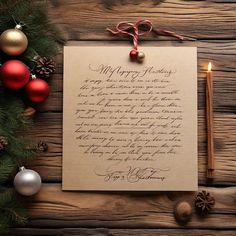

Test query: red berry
[129,49,138,60]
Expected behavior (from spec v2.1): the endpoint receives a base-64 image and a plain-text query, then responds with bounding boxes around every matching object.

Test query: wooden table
[11,0,236,235]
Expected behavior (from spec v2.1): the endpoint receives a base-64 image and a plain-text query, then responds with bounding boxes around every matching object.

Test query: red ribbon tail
[106,28,120,35]
[152,28,184,41]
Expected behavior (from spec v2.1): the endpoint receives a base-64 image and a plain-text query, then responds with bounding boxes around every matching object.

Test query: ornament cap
[31,74,37,79]
[19,166,25,171]
[15,24,23,30]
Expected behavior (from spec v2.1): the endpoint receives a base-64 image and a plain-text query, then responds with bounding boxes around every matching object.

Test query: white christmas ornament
[14,166,41,196]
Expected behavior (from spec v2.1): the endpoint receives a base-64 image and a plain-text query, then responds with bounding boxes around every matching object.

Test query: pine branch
[0,89,37,164]
[0,217,9,236]
[0,90,36,232]
[0,0,60,233]
[0,157,14,184]
[0,188,27,225]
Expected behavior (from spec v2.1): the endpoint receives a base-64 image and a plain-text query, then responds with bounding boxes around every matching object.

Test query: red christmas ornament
[25,78,49,103]
[0,60,30,90]
[129,49,138,60]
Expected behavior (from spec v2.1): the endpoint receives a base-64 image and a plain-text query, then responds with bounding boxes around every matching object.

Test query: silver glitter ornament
[14,167,41,196]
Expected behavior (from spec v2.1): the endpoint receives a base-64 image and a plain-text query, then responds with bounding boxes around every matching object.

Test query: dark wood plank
[38,40,236,112]
[20,184,236,229]
[48,0,236,40]
[26,111,236,185]
[9,228,236,236]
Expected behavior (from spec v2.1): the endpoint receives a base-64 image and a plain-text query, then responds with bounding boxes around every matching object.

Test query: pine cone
[0,136,8,152]
[37,141,48,152]
[35,57,55,79]
[195,190,215,214]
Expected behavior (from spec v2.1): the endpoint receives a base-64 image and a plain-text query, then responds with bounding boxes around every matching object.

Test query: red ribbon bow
[107,20,184,53]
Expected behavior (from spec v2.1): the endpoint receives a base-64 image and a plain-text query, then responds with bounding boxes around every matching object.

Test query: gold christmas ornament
[0,25,28,56]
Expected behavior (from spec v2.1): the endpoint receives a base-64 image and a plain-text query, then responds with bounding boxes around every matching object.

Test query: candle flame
[208,62,212,72]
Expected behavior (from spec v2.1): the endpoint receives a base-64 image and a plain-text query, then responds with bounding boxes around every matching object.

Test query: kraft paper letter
[63,45,198,191]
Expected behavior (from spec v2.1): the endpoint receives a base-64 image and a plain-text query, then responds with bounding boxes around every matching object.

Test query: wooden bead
[137,51,145,63]
[174,201,192,224]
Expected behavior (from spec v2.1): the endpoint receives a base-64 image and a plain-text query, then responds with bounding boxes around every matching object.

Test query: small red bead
[129,49,138,60]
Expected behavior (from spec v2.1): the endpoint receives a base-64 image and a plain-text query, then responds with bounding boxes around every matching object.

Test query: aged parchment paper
[63,46,198,191]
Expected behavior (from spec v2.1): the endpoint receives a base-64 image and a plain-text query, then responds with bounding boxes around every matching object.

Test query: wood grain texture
[27,111,236,185]
[8,228,236,236]
[19,184,236,229]
[11,0,236,234]
[48,0,236,40]
[38,40,236,112]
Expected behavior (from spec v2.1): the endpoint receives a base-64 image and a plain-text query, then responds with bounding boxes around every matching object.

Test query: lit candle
[206,62,215,178]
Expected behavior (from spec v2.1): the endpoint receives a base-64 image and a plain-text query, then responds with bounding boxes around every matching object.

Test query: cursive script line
[94,165,170,183]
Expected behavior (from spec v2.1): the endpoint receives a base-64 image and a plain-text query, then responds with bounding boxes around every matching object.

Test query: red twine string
[106,19,184,52]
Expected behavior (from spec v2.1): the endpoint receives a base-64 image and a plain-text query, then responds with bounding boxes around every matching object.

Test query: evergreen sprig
[0,90,36,234]
[0,188,27,223]
[0,0,60,234]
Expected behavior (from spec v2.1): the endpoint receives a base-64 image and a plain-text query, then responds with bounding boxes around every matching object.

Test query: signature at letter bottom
[94,165,170,183]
